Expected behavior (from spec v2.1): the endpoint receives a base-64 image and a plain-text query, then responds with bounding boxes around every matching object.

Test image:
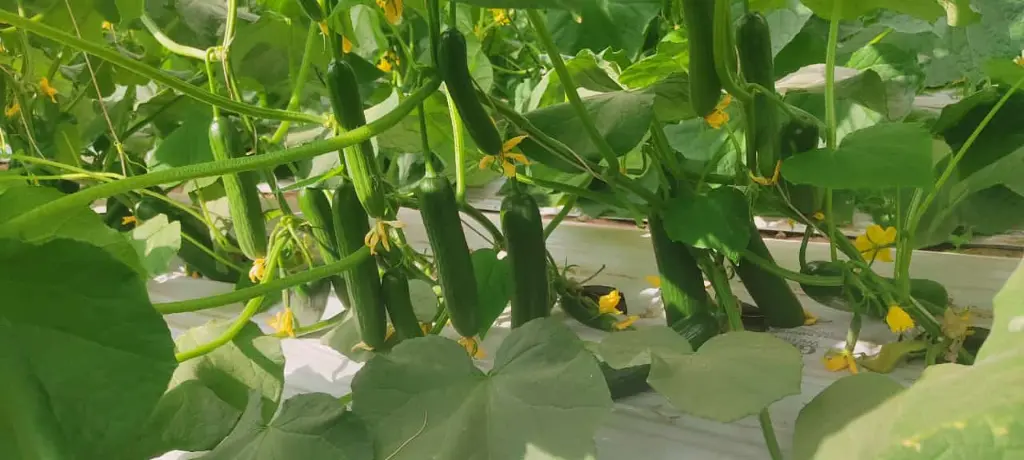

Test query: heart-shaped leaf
[661,187,752,260]
[473,248,512,338]
[599,326,694,369]
[128,214,181,277]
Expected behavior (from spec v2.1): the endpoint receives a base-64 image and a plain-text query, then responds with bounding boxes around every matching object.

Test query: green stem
[0,78,440,233]
[460,202,506,248]
[543,195,577,240]
[444,88,467,202]
[739,247,843,286]
[525,10,619,170]
[180,231,248,274]
[418,103,437,176]
[0,9,324,124]
[713,0,752,104]
[485,93,599,175]
[140,14,207,60]
[269,23,319,144]
[758,410,784,460]
[514,173,617,208]
[157,246,371,315]
[824,1,842,262]
[701,252,744,331]
[426,0,441,63]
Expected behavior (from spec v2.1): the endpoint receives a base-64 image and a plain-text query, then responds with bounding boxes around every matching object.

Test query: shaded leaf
[599,326,693,369]
[662,187,752,260]
[473,248,512,338]
[799,0,943,21]
[126,380,243,458]
[977,257,1024,362]
[546,0,662,58]
[128,214,182,277]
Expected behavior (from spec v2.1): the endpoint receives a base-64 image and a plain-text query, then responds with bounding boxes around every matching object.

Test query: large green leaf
[124,380,243,459]
[351,318,613,460]
[782,123,934,189]
[922,0,1024,87]
[846,44,924,120]
[529,49,623,110]
[0,182,144,276]
[231,13,314,97]
[976,257,1024,362]
[598,326,694,368]
[202,392,374,460]
[799,0,944,21]
[645,331,803,423]
[793,373,905,460]
[473,248,512,338]
[546,0,662,58]
[148,109,218,189]
[765,0,815,58]
[0,238,176,458]
[455,0,578,9]
[619,34,688,89]
[661,187,752,260]
[518,89,655,172]
[128,214,182,277]
[171,320,286,423]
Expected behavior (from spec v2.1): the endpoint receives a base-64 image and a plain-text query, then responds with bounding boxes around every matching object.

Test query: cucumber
[681,0,723,117]
[208,116,267,260]
[501,191,550,327]
[381,269,425,341]
[416,175,480,338]
[331,180,388,349]
[298,187,350,308]
[734,222,806,328]
[648,212,713,325]
[558,287,622,332]
[779,118,823,215]
[737,12,780,180]
[669,311,721,349]
[438,28,504,156]
[800,261,949,319]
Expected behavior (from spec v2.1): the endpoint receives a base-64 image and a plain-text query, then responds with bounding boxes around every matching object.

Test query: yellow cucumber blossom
[249,258,267,283]
[491,9,511,25]
[364,219,405,255]
[614,315,639,330]
[885,304,915,334]
[269,308,296,337]
[38,77,58,103]
[479,135,530,177]
[375,0,403,24]
[598,289,623,315]
[377,50,399,72]
[419,322,432,335]
[854,224,897,262]
[342,35,353,54]
[812,211,826,221]
[384,323,396,341]
[704,94,732,129]
[823,349,859,374]
[121,215,137,226]
[749,160,782,186]
[803,309,818,326]
[645,275,662,288]
[351,341,376,352]
[1015,52,1024,66]
[101,21,114,32]
[458,336,485,359]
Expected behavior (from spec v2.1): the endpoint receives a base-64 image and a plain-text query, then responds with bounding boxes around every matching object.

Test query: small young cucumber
[681,0,723,117]
[298,187,350,308]
[208,116,267,260]
[381,269,425,340]
[438,29,504,156]
[331,180,388,349]
[416,175,480,338]
[648,212,714,325]
[501,191,550,327]
[734,221,807,328]
[736,12,781,180]
[325,59,390,218]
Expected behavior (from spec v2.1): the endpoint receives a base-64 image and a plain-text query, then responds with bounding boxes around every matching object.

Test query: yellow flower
[812,211,825,221]
[823,349,859,374]
[101,21,114,32]
[479,135,531,177]
[458,336,486,359]
[384,323,396,341]
[375,0,403,25]
[491,9,511,25]
[377,50,399,73]
[613,315,639,330]
[269,307,296,337]
[5,102,20,118]
[749,160,782,186]
[598,289,623,315]
[191,271,201,279]
[38,77,57,103]
[419,322,432,335]
[1016,53,1024,66]
[941,307,972,340]
[645,275,661,288]
[703,94,732,129]
[364,219,404,255]
[342,36,353,54]
[886,304,915,334]
[803,309,818,326]
[121,216,137,226]
[351,341,376,352]
[249,258,267,283]
[854,224,897,262]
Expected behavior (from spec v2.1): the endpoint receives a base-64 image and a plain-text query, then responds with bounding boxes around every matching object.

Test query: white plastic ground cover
[151,208,1020,460]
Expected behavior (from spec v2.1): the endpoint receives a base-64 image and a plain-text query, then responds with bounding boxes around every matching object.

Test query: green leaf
[0,182,145,276]
[519,89,655,172]
[530,49,623,109]
[799,0,944,21]
[0,238,176,458]
[923,1,1024,88]
[352,318,613,460]
[765,0,815,58]
[116,0,144,24]
[287,278,333,327]
[321,308,378,363]
[472,248,512,338]
[793,373,905,460]
[985,58,1024,86]
[455,0,578,9]
[231,14,313,96]
[647,73,696,122]
[647,331,803,422]
[813,350,1024,459]
[171,320,286,422]
[546,0,662,58]
[128,214,182,277]
[201,392,374,460]
[977,257,1024,362]
[50,122,83,168]
[662,187,752,260]
[942,0,982,27]
[126,380,243,458]
[620,37,688,89]
[846,44,925,120]
[782,123,935,189]
[599,326,694,369]
[148,109,218,189]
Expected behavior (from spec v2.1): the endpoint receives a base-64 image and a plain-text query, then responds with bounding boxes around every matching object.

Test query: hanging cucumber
[799,261,949,319]
[325,58,390,218]
[208,115,267,260]
[736,12,780,180]
[381,269,425,341]
[779,118,824,216]
[438,28,504,156]
[734,221,807,328]
[331,180,388,349]
[416,175,480,338]
[648,212,714,325]
[681,0,723,117]
[298,187,350,307]
[501,190,550,327]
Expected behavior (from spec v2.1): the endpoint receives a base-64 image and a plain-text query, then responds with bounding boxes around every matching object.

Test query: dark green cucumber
[779,118,824,215]
[103,196,133,231]
[501,191,550,327]
[681,0,722,117]
[648,212,713,325]
[381,269,425,340]
[438,28,504,156]
[669,311,721,349]
[737,12,780,180]
[558,286,622,332]
[416,175,480,337]
[800,261,949,319]
[209,116,267,260]
[298,187,350,307]
[734,221,806,328]
[326,59,390,218]
[331,180,387,349]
